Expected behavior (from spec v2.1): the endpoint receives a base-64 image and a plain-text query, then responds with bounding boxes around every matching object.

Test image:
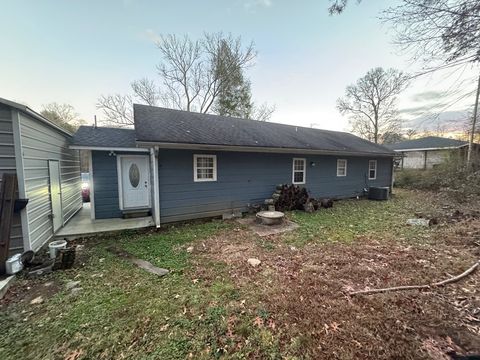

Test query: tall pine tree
[214,40,254,119]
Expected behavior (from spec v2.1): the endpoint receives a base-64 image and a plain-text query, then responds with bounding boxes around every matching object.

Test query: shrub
[394,157,480,201]
[394,169,421,188]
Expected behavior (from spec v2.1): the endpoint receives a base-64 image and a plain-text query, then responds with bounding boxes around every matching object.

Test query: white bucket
[6,253,23,274]
[48,240,67,259]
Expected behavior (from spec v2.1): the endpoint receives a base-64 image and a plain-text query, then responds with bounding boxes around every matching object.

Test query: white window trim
[292,158,306,185]
[337,159,347,177]
[368,160,377,180]
[193,154,217,182]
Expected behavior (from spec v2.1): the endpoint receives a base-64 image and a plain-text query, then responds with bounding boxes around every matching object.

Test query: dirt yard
[1,189,479,359]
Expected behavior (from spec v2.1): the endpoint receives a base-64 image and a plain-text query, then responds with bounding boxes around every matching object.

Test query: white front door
[119,155,151,209]
[48,160,63,232]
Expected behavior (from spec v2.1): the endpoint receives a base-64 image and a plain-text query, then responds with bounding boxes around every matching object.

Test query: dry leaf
[330,322,340,332]
[253,316,264,328]
[65,349,84,360]
[352,339,362,348]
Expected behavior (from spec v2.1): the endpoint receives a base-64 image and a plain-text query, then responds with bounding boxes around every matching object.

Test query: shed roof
[133,104,394,156]
[0,97,73,136]
[386,136,468,151]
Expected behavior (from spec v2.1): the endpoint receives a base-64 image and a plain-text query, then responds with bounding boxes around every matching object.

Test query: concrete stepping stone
[107,247,169,277]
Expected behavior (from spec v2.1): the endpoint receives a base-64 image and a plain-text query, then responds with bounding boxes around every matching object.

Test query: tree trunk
[467,74,480,167]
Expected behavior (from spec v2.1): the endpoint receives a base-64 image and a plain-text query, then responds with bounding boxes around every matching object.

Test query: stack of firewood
[265,184,333,213]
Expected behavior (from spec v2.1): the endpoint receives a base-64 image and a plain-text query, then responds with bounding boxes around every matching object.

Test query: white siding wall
[402,149,452,169]
[402,151,425,169]
[19,113,82,251]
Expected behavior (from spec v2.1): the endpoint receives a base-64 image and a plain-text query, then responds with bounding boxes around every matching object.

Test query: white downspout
[150,146,160,228]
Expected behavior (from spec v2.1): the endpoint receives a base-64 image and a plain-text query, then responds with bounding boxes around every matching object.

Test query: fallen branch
[432,261,479,286]
[350,260,480,296]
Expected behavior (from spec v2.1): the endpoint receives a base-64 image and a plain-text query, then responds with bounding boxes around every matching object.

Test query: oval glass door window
[129,163,140,188]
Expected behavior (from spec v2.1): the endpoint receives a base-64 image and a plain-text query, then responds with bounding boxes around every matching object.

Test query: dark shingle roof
[386,136,468,151]
[133,104,394,155]
[72,126,137,148]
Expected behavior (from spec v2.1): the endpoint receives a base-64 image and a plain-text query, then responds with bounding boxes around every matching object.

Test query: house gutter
[392,145,468,152]
[135,141,396,157]
[69,145,149,153]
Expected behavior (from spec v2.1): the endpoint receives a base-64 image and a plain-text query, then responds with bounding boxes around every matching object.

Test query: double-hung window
[292,158,306,184]
[368,160,377,180]
[193,154,217,182]
[337,159,347,177]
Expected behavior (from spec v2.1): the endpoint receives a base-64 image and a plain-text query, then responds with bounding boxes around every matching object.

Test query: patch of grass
[284,190,436,247]
[2,190,471,359]
[210,280,239,301]
[119,220,231,271]
[0,220,272,360]
[256,237,276,251]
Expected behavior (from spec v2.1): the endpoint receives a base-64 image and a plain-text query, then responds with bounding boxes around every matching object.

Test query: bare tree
[382,0,480,165]
[248,102,276,122]
[156,33,256,113]
[383,1,480,67]
[382,131,405,144]
[337,67,410,143]
[131,78,159,106]
[405,128,418,139]
[154,34,203,112]
[97,32,273,125]
[97,94,134,127]
[97,78,159,127]
[41,103,85,132]
[328,0,361,15]
[330,1,480,164]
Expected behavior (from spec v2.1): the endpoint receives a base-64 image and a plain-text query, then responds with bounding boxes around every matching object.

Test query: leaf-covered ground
[1,189,479,359]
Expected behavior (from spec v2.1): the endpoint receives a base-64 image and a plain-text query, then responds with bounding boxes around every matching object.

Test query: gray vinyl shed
[0,97,82,255]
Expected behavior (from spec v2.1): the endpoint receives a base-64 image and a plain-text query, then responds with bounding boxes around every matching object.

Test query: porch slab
[0,275,15,300]
[56,203,154,240]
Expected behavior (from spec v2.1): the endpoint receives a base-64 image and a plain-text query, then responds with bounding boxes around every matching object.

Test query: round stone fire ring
[256,211,285,225]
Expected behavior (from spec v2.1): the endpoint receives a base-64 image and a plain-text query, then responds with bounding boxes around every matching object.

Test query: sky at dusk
[1,0,478,131]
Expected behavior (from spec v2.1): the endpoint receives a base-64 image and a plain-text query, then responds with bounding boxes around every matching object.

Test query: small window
[368,160,377,180]
[292,158,306,184]
[337,159,347,177]
[194,154,217,182]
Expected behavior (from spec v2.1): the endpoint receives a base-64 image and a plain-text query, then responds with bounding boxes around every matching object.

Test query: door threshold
[122,209,151,219]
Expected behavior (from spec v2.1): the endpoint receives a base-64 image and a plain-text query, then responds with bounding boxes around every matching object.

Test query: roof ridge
[395,136,467,145]
[132,104,395,155]
[77,125,135,131]
[133,103,354,136]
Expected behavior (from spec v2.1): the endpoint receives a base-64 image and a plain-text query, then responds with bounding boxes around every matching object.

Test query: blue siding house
[71,105,395,227]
